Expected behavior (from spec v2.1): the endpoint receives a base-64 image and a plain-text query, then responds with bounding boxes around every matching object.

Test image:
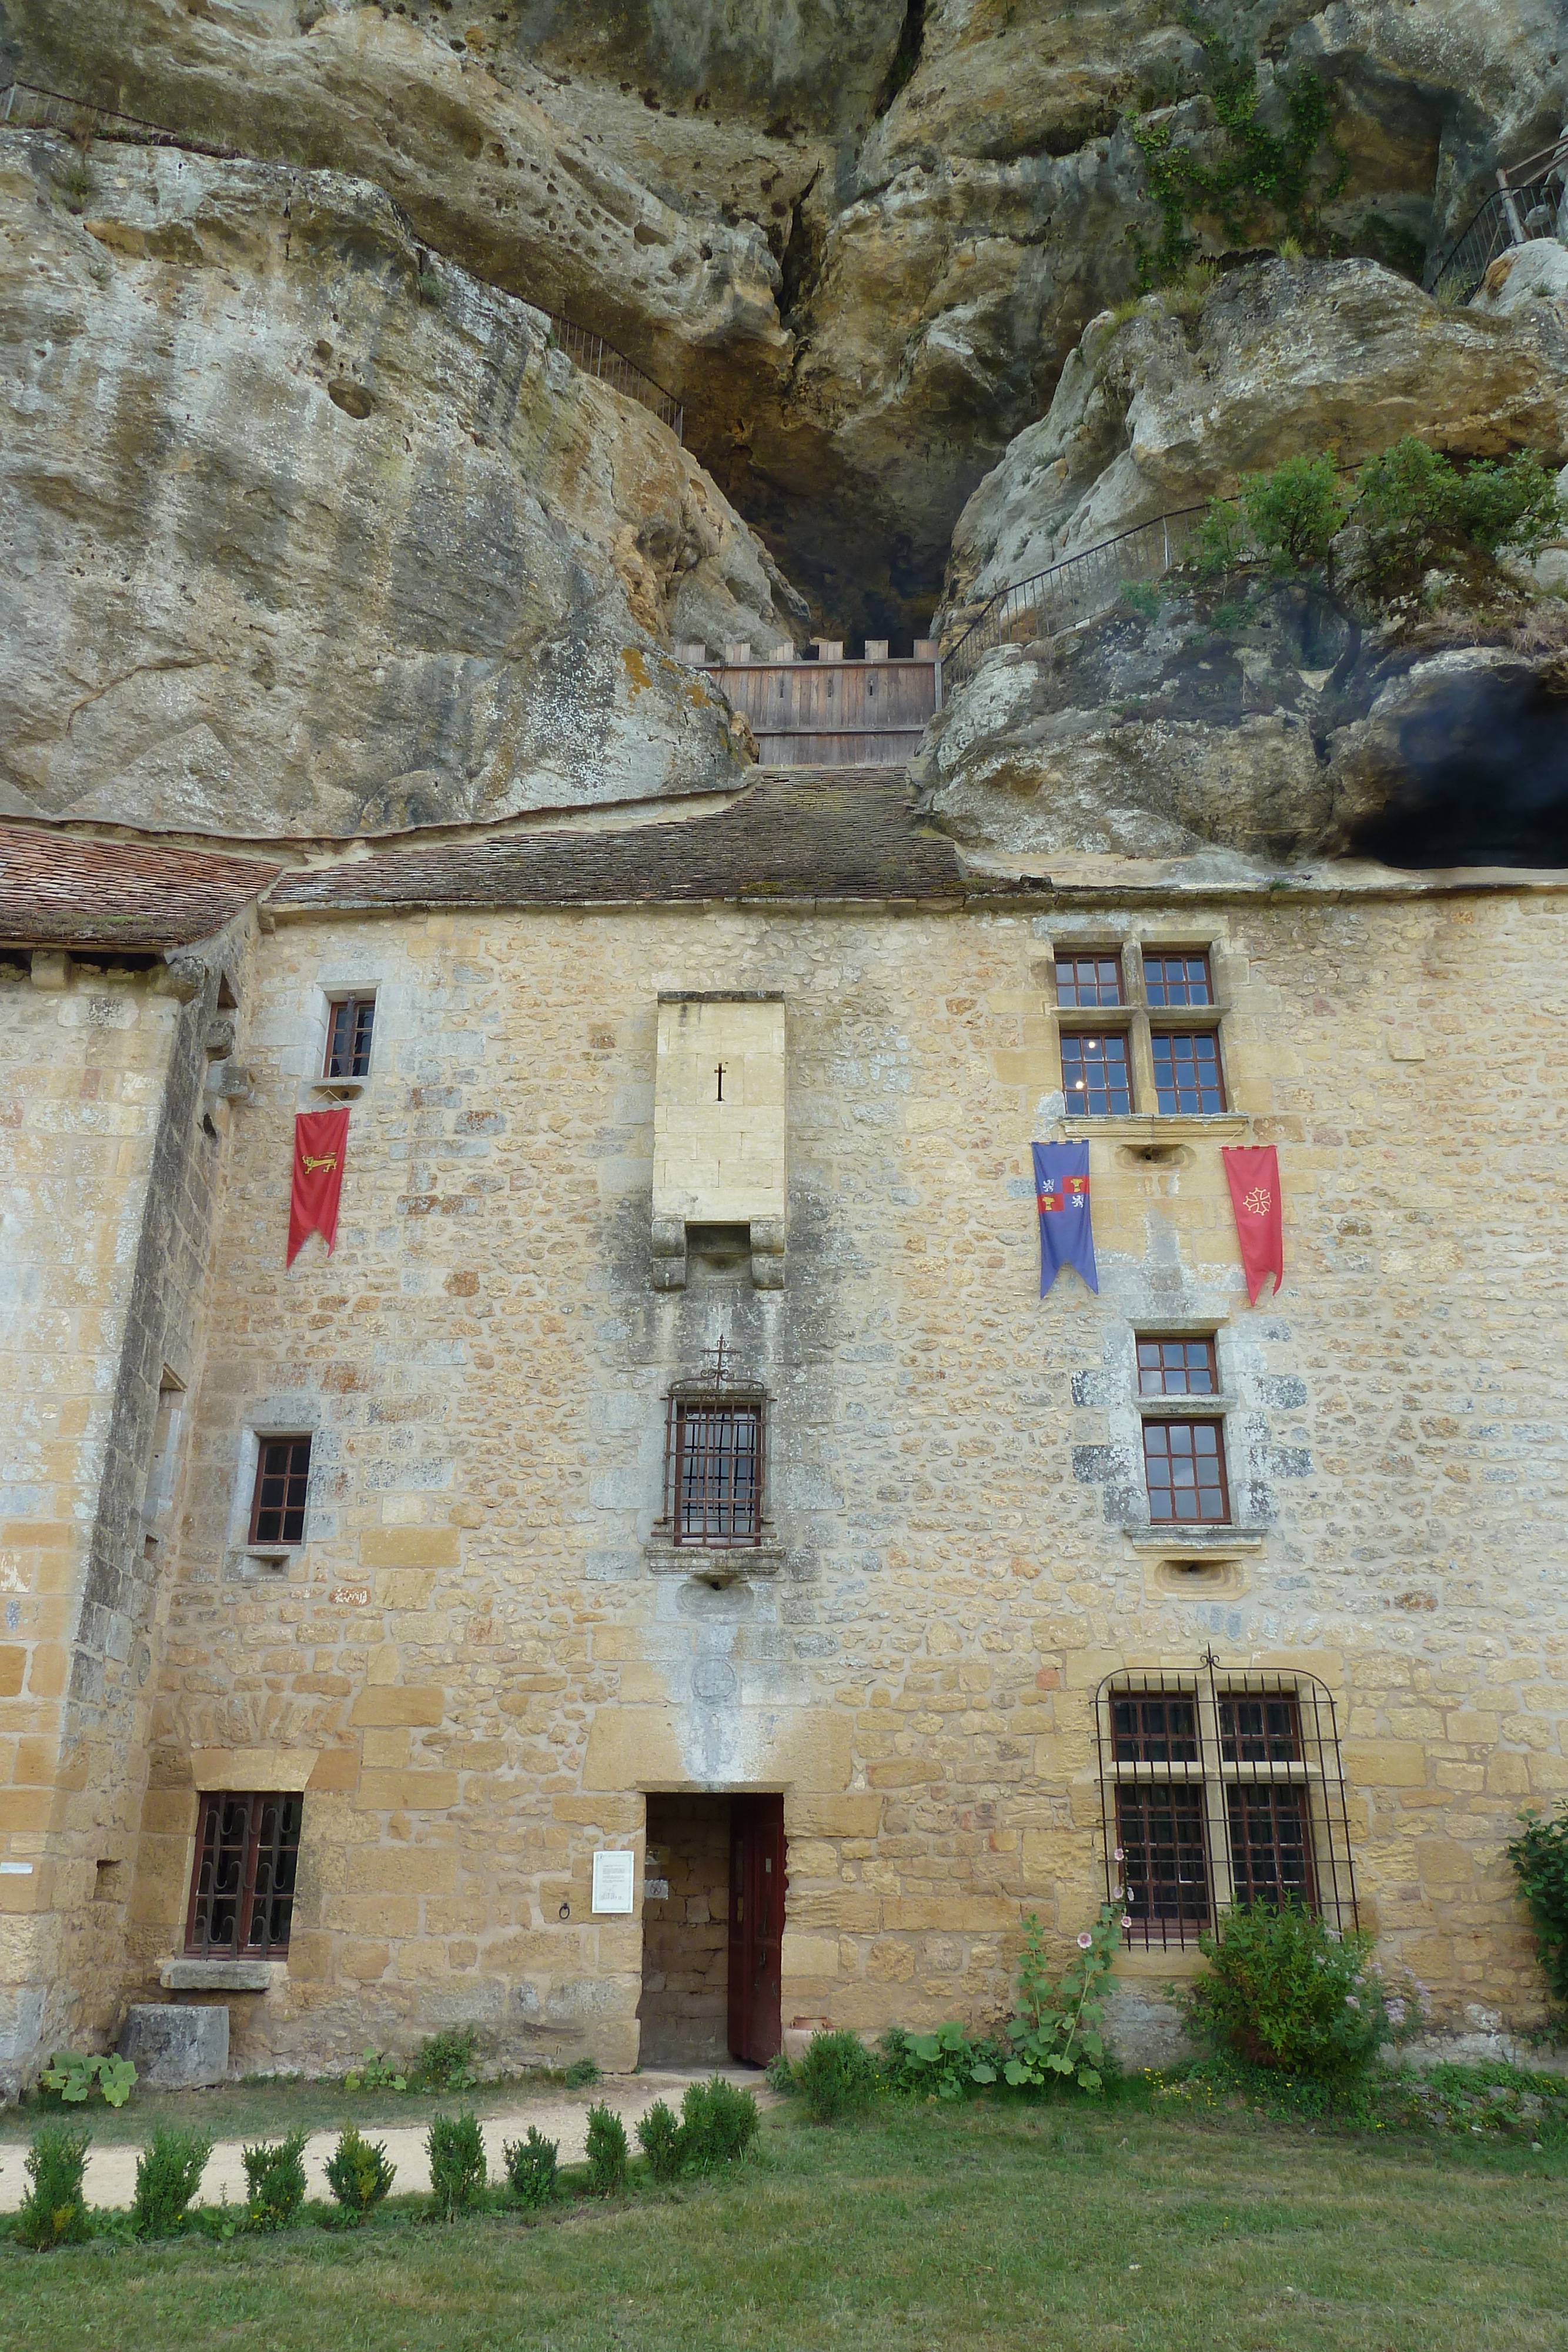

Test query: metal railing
[943,505,1211,689]
[1422,129,1568,302]
[0,78,684,440]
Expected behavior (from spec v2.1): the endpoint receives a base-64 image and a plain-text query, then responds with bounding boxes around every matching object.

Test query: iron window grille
[1060,1031,1132,1117]
[184,1790,303,1957]
[661,1379,766,1548]
[248,1435,312,1546]
[1096,1661,1358,1950]
[325,994,376,1078]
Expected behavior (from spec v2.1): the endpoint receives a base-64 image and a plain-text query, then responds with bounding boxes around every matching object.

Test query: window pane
[1218,1694,1302,1765]
[1143,1421,1229,1523]
[251,1436,311,1546]
[247,1794,304,1955]
[1112,1693,1199,1764]
[1060,1031,1131,1117]
[326,996,375,1078]
[1116,1785,1210,1936]
[188,1793,252,1955]
[1055,955,1124,1008]
[1227,1784,1316,1910]
[676,1406,761,1544]
[1152,1031,1225,1114]
[1136,1338,1218,1396]
[1145,953,1213,1007]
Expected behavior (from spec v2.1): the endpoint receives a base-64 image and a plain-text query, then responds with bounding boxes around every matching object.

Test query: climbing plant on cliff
[1507,1806,1568,2007]
[1131,25,1348,285]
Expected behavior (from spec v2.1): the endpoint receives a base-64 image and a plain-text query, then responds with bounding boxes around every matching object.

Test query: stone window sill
[644,1539,785,1585]
[1124,1527,1266,1555]
[1063,1114,1249,1141]
[160,1957,282,1993]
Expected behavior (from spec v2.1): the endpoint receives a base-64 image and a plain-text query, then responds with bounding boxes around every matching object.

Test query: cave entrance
[638,1793,785,2068]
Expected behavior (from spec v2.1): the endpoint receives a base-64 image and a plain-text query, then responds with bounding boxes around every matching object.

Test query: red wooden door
[727,1795,785,2064]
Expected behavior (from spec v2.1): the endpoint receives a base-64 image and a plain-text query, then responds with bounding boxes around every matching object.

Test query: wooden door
[727,1795,786,2064]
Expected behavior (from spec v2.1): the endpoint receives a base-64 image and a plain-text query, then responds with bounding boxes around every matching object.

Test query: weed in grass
[410,2026,478,2093]
[131,2126,212,2238]
[240,2130,307,2230]
[502,2125,560,2209]
[584,2103,629,2195]
[343,2049,407,2094]
[796,2029,881,2124]
[563,2056,601,2089]
[324,2124,396,2219]
[38,2052,136,2109]
[427,2111,487,2219]
[13,2123,92,2249]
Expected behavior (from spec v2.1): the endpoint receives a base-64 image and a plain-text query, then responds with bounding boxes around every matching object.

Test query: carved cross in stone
[715,1061,727,1102]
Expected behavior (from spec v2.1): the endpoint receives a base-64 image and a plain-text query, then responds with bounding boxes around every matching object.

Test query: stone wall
[123,880,1567,2073]
[0,927,249,2090]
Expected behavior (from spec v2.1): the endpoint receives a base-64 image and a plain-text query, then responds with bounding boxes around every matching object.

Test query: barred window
[664,1390,764,1546]
[325,994,376,1078]
[1096,1667,1358,1949]
[1152,1030,1226,1114]
[1060,1031,1131,1117]
[185,1790,302,1958]
[249,1436,311,1546]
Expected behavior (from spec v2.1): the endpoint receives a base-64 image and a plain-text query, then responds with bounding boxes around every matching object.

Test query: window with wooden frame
[1096,1665,1358,1949]
[184,1790,303,1958]
[1142,1418,1229,1524]
[662,1386,765,1547]
[1050,940,1229,1119]
[324,993,376,1079]
[248,1435,312,1547]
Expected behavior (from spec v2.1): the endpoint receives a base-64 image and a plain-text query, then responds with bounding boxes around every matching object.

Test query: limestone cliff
[7,0,1565,632]
[0,134,806,840]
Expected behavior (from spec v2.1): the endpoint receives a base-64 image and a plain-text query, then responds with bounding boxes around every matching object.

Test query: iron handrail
[942,503,1213,688]
[1422,129,1568,300]
[0,78,685,440]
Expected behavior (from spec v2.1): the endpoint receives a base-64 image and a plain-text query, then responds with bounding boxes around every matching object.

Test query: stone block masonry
[57,884,1568,2073]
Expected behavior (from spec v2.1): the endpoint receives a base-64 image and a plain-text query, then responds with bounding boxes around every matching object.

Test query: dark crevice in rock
[872,0,925,122]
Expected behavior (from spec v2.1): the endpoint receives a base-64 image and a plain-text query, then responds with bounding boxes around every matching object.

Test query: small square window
[249,1436,312,1546]
[1136,1337,1218,1396]
[1061,1031,1131,1116]
[1055,954,1124,1008]
[1145,952,1213,1007]
[1152,1031,1225,1114]
[1142,1419,1229,1523]
[325,994,376,1079]
[185,1791,302,1958]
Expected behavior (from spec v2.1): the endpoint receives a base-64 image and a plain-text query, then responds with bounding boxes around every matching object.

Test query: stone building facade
[1,783,1564,2086]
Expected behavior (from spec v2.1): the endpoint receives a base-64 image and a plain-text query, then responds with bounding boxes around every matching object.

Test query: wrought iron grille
[1095,1658,1358,1949]
[661,1372,765,1547]
[185,1790,302,1957]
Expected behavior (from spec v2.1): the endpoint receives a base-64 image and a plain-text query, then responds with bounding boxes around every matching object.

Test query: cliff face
[7,0,1565,633]
[0,136,805,840]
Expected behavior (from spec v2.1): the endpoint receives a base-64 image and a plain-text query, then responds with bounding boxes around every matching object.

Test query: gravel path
[0,2070,776,2212]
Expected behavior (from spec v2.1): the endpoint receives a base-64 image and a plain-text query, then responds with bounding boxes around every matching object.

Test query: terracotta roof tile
[0,826,279,950]
[272,774,984,913]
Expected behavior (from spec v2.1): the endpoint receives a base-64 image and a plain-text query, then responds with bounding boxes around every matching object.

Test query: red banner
[287,1108,350,1267]
[1222,1144,1283,1305]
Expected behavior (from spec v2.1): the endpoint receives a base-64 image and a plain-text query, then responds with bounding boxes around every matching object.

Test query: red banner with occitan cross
[1222,1144,1283,1305]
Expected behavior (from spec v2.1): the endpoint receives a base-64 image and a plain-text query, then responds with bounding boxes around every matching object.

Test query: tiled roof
[0,826,279,950]
[273,773,993,913]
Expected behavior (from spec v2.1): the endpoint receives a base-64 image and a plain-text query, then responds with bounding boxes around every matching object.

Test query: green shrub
[883,2019,990,2100]
[1119,580,1162,620]
[240,2130,308,2230]
[634,2099,684,2183]
[14,2124,92,2249]
[324,2125,396,2219]
[427,2110,488,2219]
[1180,1900,1408,2080]
[131,2125,212,2238]
[1242,455,1348,574]
[563,2056,601,2089]
[1000,1906,1122,2093]
[764,2047,795,2093]
[410,2026,477,2093]
[583,2102,628,2195]
[677,2076,760,2169]
[795,2029,881,2124]
[1507,1804,1568,2005]
[1352,437,1564,588]
[1191,500,1247,579]
[38,2050,136,2107]
[502,2125,560,2209]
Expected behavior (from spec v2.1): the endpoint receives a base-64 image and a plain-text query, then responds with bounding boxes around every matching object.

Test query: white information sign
[591,1849,636,1916]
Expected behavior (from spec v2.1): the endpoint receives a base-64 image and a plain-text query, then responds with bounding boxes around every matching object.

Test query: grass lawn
[1,2096,1565,2352]
[0,2076,501,2148]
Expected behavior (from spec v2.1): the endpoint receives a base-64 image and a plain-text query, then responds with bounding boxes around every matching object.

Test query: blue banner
[1032,1140,1098,1296]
